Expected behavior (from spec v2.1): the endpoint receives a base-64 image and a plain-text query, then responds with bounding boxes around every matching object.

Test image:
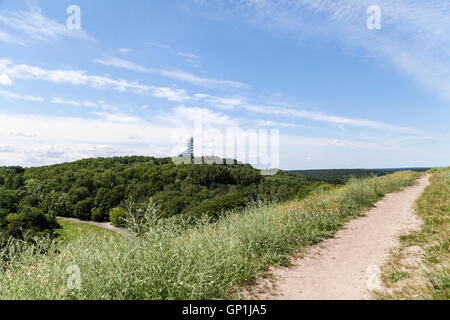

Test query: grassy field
[0,171,421,300]
[374,167,449,300]
[55,218,120,243]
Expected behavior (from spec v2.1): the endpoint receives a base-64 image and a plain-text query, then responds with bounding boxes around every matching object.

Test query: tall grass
[0,171,420,300]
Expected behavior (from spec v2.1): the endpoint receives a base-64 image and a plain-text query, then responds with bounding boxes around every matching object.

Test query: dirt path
[57,217,130,236]
[252,174,431,300]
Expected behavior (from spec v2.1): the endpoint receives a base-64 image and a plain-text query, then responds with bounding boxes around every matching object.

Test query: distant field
[56,218,119,242]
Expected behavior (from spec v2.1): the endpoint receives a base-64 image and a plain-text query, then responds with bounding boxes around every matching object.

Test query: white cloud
[0,73,12,85]
[152,87,191,102]
[93,56,249,89]
[118,48,132,53]
[50,97,82,107]
[0,59,149,92]
[0,113,174,160]
[161,69,248,89]
[157,105,240,129]
[0,145,14,153]
[0,59,188,101]
[92,112,143,124]
[144,41,171,49]
[0,110,250,166]
[0,7,94,44]
[0,30,25,45]
[177,52,199,60]
[83,100,98,108]
[0,110,444,168]
[214,0,450,100]
[201,95,246,109]
[177,51,201,67]
[0,58,419,134]
[254,120,293,128]
[0,89,44,102]
[93,57,148,73]
[46,97,121,111]
[243,103,418,133]
[182,91,418,133]
[9,131,37,138]
[0,59,204,104]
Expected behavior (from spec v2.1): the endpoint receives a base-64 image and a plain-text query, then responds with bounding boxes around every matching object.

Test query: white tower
[179,137,194,158]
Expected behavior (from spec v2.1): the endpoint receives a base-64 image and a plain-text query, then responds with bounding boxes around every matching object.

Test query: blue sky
[0,0,449,169]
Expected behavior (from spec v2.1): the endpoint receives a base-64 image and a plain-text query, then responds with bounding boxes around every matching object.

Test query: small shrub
[109,206,127,227]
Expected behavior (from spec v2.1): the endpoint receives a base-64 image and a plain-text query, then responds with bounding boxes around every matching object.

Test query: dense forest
[0,157,312,240]
[0,156,428,241]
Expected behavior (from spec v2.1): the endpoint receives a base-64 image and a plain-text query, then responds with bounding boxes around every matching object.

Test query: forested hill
[0,157,430,241]
[1,157,313,239]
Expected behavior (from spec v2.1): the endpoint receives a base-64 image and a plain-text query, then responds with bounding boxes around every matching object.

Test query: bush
[91,207,105,222]
[110,206,127,227]
[4,206,58,240]
[187,191,245,219]
[73,198,94,221]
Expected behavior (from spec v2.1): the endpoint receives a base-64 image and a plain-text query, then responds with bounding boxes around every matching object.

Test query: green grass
[375,167,449,300]
[389,270,410,283]
[0,171,421,300]
[55,218,119,243]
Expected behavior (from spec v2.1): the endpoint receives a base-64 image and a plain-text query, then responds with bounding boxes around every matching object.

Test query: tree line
[0,156,318,240]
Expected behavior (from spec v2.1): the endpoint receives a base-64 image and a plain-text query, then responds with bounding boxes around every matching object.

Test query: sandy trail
[253,174,431,300]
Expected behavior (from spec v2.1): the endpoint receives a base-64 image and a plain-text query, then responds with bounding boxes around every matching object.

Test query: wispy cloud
[152,87,191,102]
[0,7,95,44]
[50,97,82,107]
[92,112,143,124]
[157,104,240,129]
[188,92,419,133]
[242,103,419,133]
[8,131,37,138]
[0,30,25,45]
[202,0,450,100]
[0,57,418,134]
[144,41,171,49]
[254,120,293,128]
[0,89,44,102]
[0,58,200,106]
[0,112,177,166]
[0,58,149,92]
[0,145,14,153]
[177,51,201,67]
[0,73,13,85]
[93,56,249,89]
